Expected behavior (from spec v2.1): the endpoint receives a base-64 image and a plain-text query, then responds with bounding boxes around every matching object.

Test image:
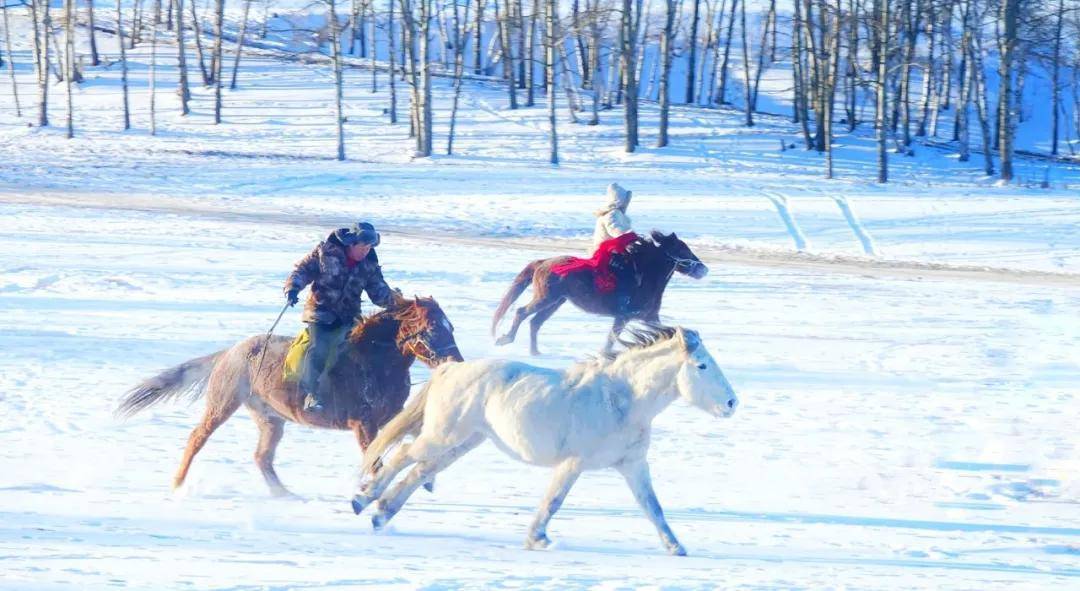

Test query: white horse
[351,324,738,555]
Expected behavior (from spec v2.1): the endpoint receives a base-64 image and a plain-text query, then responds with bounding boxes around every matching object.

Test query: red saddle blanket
[551,232,639,293]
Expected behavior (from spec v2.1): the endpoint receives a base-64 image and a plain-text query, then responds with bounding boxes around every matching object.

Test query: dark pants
[300,320,343,396]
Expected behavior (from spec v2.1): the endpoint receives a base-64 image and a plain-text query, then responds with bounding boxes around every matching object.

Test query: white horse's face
[674,329,738,418]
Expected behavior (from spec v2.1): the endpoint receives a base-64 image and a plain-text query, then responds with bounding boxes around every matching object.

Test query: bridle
[396,322,458,364]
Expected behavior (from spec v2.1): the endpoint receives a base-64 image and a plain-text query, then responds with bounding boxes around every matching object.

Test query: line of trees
[5,0,1080,181]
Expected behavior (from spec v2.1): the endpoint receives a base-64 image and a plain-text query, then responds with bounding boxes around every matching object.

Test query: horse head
[649,231,708,279]
[391,296,464,366]
[671,327,738,418]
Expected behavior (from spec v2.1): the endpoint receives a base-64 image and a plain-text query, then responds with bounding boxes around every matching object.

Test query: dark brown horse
[117,295,462,497]
[492,231,708,355]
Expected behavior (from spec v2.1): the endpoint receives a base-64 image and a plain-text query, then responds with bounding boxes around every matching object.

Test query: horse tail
[116,350,225,419]
[362,380,432,475]
[491,260,541,336]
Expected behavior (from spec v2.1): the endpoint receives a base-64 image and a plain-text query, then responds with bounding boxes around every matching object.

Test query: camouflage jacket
[284,232,394,325]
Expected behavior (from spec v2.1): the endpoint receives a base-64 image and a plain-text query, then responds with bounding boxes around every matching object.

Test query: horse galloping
[351,324,738,555]
[491,231,708,356]
[117,295,462,497]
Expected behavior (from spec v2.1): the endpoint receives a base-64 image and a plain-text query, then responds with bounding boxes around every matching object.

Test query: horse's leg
[351,439,417,514]
[525,458,583,550]
[602,316,629,355]
[496,292,555,347]
[528,298,565,356]
[173,352,249,491]
[248,400,291,497]
[371,433,485,529]
[172,396,244,491]
[615,459,686,556]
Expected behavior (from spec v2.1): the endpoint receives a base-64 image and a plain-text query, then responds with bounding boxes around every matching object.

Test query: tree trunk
[212,0,224,123]
[2,6,21,117]
[116,0,130,129]
[996,0,1018,182]
[526,0,538,105]
[970,12,994,175]
[474,0,485,74]
[546,0,558,163]
[65,0,75,138]
[1050,0,1064,155]
[448,0,471,153]
[189,0,211,84]
[685,0,701,104]
[230,0,252,90]
[620,0,639,151]
[329,0,346,160]
[496,0,518,108]
[176,0,190,114]
[389,0,398,123]
[29,0,50,126]
[657,0,676,146]
[86,0,100,66]
[874,0,888,182]
[738,0,752,126]
[149,0,160,136]
[715,0,738,104]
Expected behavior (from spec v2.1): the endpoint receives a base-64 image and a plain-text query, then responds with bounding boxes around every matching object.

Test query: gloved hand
[285,288,300,307]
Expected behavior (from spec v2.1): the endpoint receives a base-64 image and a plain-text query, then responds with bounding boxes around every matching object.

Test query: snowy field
[1,19,1080,590]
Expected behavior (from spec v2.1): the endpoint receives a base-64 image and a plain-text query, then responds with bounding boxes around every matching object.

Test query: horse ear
[390,289,407,308]
[650,230,666,243]
[679,328,701,354]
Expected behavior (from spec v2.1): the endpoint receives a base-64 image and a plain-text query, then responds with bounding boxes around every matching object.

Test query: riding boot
[300,321,341,411]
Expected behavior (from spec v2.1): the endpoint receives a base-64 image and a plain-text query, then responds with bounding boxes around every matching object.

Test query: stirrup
[302,392,323,411]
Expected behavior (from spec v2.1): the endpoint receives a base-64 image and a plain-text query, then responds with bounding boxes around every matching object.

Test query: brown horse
[492,231,708,356]
[117,295,462,497]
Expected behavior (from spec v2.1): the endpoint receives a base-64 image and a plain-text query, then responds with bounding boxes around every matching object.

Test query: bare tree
[738,0,751,126]
[546,0,558,163]
[496,0,519,108]
[389,0,399,123]
[65,0,75,138]
[176,0,191,114]
[997,0,1019,181]
[29,0,50,126]
[329,0,346,160]
[231,0,254,89]
[686,0,702,103]
[874,0,889,181]
[657,0,676,146]
[474,0,486,74]
[150,0,160,135]
[2,5,21,117]
[714,0,737,104]
[116,0,130,129]
[448,0,473,154]
[620,0,639,151]
[212,0,225,123]
[86,0,100,66]
[189,0,211,84]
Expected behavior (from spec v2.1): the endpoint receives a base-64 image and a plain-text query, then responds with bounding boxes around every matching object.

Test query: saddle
[551,232,640,294]
[282,325,348,383]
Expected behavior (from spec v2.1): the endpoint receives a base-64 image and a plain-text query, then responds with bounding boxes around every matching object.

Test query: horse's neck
[639,247,676,295]
[604,341,682,421]
[349,316,407,365]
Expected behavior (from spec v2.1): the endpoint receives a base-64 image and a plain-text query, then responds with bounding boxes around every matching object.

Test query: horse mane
[347,296,437,344]
[597,323,679,362]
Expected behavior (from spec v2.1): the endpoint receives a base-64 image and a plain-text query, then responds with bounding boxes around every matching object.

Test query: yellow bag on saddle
[282,325,347,383]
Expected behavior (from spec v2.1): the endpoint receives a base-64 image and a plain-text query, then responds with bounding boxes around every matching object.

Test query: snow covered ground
[1,19,1079,590]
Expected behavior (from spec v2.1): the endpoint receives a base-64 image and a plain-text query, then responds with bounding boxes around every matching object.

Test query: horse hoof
[351,495,371,515]
[495,335,512,347]
[668,543,687,557]
[524,534,551,550]
[423,481,435,493]
[371,512,389,530]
